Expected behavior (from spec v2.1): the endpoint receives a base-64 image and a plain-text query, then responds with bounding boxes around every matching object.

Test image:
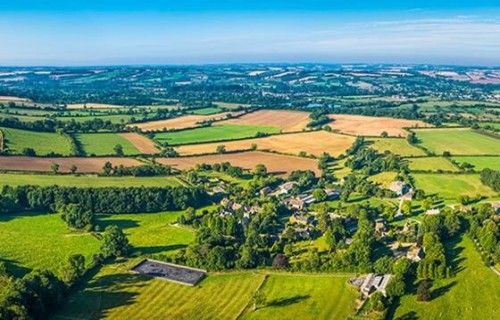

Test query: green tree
[70,164,78,174]
[51,163,59,175]
[114,144,124,156]
[417,279,432,301]
[60,204,94,230]
[254,164,267,177]
[100,225,130,258]
[60,254,86,285]
[216,145,226,154]
[312,188,327,202]
[102,161,113,176]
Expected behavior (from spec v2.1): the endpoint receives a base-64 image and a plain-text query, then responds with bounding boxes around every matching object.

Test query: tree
[254,164,267,178]
[60,254,86,285]
[312,188,327,202]
[22,147,36,156]
[386,274,405,298]
[216,145,226,154]
[114,144,124,156]
[401,200,412,215]
[60,203,94,230]
[417,279,432,301]
[102,161,113,176]
[381,131,389,138]
[252,291,267,311]
[70,164,78,174]
[272,253,289,269]
[100,225,130,258]
[51,163,59,175]
[250,143,258,150]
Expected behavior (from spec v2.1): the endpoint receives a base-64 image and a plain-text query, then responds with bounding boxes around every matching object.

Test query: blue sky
[0,1,499,66]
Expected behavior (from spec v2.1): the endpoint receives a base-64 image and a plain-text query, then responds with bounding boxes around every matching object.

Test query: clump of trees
[480,168,500,191]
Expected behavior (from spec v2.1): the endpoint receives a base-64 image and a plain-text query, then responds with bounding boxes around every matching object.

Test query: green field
[412,173,497,199]
[367,138,426,157]
[368,171,398,189]
[452,156,500,171]
[56,114,137,124]
[407,157,459,172]
[414,129,500,155]
[0,126,72,155]
[154,124,281,145]
[0,173,185,188]
[392,236,500,320]
[75,133,140,155]
[189,107,223,115]
[478,122,500,130]
[242,273,357,320]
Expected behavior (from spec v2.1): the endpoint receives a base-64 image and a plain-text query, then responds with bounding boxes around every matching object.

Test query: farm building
[389,181,409,196]
[276,181,298,195]
[359,273,393,297]
[425,208,441,215]
[289,214,313,225]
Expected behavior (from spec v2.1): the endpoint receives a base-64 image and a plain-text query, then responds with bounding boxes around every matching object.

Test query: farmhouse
[359,273,393,297]
[389,181,409,196]
[288,193,316,210]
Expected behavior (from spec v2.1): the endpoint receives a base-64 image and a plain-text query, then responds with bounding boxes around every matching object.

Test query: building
[375,218,387,234]
[260,186,272,196]
[491,202,500,214]
[325,188,342,199]
[389,181,409,196]
[360,273,393,297]
[276,181,298,195]
[288,193,316,210]
[289,214,312,225]
[425,208,441,215]
[407,247,425,262]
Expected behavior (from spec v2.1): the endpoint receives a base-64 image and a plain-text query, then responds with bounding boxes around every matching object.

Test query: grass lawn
[0,212,100,277]
[0,126,72,155]
[154,124,281,145]
[367,138,426,157]
[75,133,140,156]
[368,172,398,189]
[414,128,500,155]
[189,107,223,115]
[412,173,497,199]
[407,157,459,172]
[452,156,500,171]
[391,236,500,320]
[242,273,357,320]
[0,173,185,188]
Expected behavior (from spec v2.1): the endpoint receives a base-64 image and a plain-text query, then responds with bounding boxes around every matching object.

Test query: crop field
[129,112,238,131]
[0,156,142,173]
[329,115,430,137]
[242,273,357,320]
[452,156,500,171]
[66,103,124,109]
[0,126,72,155]
[407,157,459,172]
[175,131,355,157]
[0,95,31,102]
[75,133,140,156]
[367,138,426,157]
[157,152,321,176]
[118,133,159,154]
[0,212,100,277]
[154,124,281,145]
[412,173,497,199]
[218,110,310,132]
[414,128,500,155]
[393,237,500,320]
[0,173,184,188]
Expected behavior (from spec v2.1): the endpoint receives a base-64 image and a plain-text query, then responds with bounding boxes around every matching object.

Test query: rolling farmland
[75,133,140,155]
[0,126,72,155]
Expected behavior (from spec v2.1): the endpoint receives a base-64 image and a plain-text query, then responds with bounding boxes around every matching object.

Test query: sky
[0,1,499,66]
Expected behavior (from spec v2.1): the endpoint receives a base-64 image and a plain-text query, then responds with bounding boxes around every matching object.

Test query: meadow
[75,133,140,156]
[154,124,280,145]
[0,126,72,155]
[189,107,223,115]
[0,173,184,188]
[414,128,500,155]
[452,156,500,171]
[407,157,459,172]
[367,138,426,157]
[412,173,497,199]
[392,236,500,320]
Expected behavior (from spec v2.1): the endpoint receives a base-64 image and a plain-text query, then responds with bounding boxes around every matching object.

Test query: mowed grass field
[75,133,140,156]
[412,173,497,199]
[392,236,500,320]
[242,273,357,320]
[0,126,72,155]
[407,157,459,172]
[154,124,281,145]
[0,173,185,188]
[367,138,426,157]
[414,128,500,155]
[452,156,500,171]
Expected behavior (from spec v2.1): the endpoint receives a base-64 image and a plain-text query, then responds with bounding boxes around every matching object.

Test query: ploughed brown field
[66,103,124,109]
[217,110,310,132]
[175,131,355,157]
[156,152,321,177]
[0,157,142,173]
[329,114,431,137]
[118,133,160,154]
[129,112,239,131]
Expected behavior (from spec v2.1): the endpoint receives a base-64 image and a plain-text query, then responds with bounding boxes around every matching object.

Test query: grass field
[392,236,500,320]
[56,114,137,124]
[367,138,426,157]
[75,133,140,156]
[452,156,500,171]
[412,173,497,199]
[414,128,500,155]
[0,126,72,155]
[0,173,184,188]
[407,157,459,172]
[219,110,310,132]
[154,124,281,145]
[189,107,223,115]
[368,172,398,189]
[329,115,430,137]
[130,112,237,131]
[242,273,357,320]
[478,122,500,130]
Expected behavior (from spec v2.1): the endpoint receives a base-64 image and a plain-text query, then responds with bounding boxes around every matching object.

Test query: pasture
[66,103,124,109]
[175,131,355,157]
[452,156,500,171]
[368,172,398,189]
[189,107,222,115]
[0,126,72,155]
[407,157,459,172]
[75,133,140,156]
[414,128,500,155]
[0,156,142,173]
[157,151,322,177]
[214,101,251,109]
[392,237,500,320]
[367,138,426,157]
[154,124,280,145]
[129,112,237,131]
[329,115,430,137]
[0,173,184,188]
[218,110,310,132]
[412,173,497,199]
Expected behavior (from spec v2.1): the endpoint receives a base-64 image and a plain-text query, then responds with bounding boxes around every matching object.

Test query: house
[289,214,312,225]
[325,188,342,199]
[425,208,441,215]
[260,186,272,196]
[293,226,312,240]
[288,193,316,210]
[360,273,393,297]
[491,202,500,214]
[407,247,425,262]
[276,181,298,195]
[375,218,386,234]
[389,181,409,196]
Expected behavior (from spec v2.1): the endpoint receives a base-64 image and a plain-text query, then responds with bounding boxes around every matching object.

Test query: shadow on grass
[134,244,188,255]
[394,311,419,320]
[0,257,32,277]
[0,211,53,223]
[432,281,457,300]
[97,217,140,230]
[446,236,466,275]
[266,294,311,308]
